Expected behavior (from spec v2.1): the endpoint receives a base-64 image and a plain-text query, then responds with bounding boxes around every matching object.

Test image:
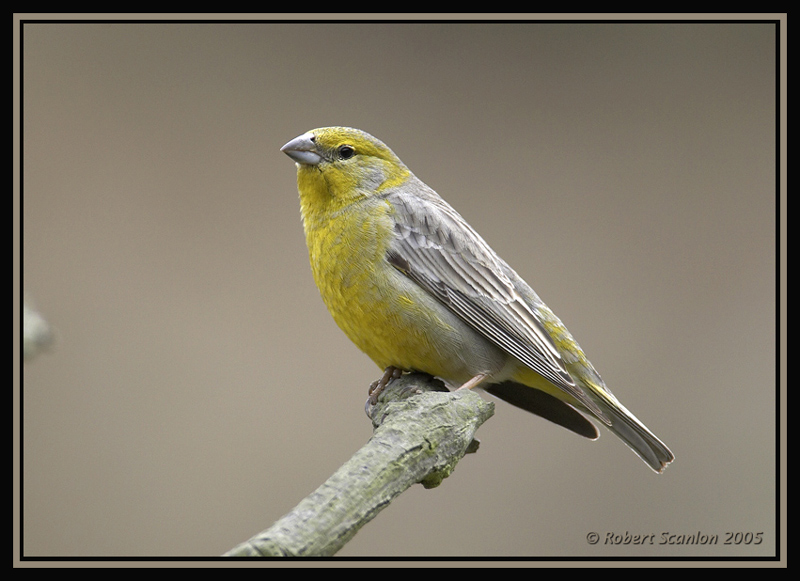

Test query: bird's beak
[280,132,323,166]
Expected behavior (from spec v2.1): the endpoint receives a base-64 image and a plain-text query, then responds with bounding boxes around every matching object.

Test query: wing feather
[385,188,607,420]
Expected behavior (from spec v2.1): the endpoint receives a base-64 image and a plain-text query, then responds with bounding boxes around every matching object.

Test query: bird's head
[281,127,411,208]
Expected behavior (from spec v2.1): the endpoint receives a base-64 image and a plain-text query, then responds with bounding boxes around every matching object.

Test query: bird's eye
[337,145,355,160]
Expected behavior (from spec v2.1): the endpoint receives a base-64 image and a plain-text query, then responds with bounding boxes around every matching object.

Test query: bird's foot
[456,373,489,391]
[368,366,404,404]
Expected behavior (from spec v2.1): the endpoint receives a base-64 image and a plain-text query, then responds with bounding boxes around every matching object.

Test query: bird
[281,126,674,473]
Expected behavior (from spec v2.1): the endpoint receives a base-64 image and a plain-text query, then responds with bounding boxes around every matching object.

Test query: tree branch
[23,297,54,360]
[224,372,495,557]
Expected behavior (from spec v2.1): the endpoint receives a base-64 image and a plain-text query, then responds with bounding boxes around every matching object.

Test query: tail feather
[485,381,599,440]
[486,378,674,473]
[595,394,674,473]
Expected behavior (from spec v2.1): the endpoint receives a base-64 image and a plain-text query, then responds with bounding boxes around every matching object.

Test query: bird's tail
[592,389,675,473]
[504,366,675,473]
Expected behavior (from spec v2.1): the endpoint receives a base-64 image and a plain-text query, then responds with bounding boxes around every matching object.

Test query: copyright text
[586,531,763,546]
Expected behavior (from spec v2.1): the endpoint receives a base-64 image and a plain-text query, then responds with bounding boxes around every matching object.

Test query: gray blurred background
[17,18,781,559]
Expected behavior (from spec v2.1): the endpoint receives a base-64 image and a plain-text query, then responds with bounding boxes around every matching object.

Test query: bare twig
[224,373,494,557]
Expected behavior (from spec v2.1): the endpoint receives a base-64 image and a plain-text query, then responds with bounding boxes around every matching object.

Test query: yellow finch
[281,127,674,473]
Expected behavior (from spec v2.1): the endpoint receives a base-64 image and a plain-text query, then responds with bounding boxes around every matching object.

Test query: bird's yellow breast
[298,174,468,377]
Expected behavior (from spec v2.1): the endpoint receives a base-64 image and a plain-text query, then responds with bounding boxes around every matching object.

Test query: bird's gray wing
[384,188,607,421]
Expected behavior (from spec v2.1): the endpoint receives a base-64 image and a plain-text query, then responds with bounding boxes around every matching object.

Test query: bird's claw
[368,366,403,404]
[365,366,404,417]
